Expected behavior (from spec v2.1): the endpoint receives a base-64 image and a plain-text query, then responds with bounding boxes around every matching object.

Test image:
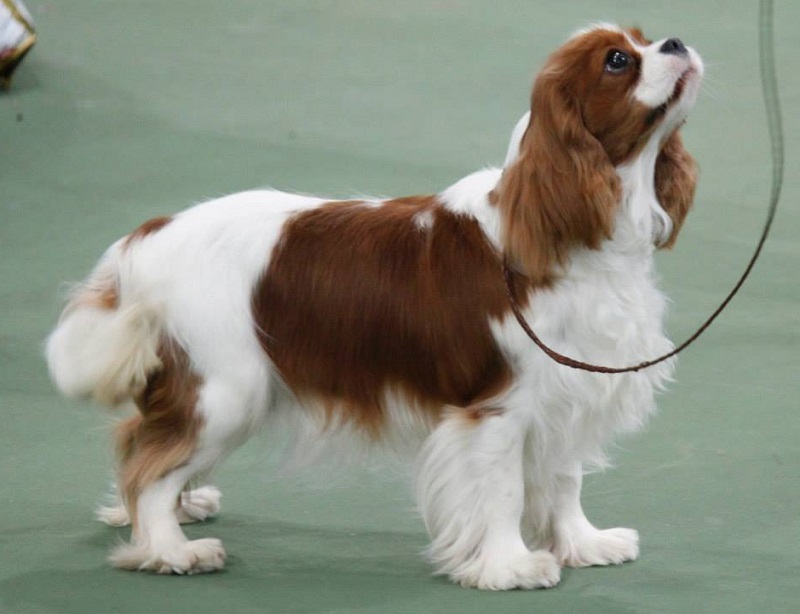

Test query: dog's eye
[604,50,631,74]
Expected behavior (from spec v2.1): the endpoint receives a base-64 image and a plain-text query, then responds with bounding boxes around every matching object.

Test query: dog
[45,23,702,589]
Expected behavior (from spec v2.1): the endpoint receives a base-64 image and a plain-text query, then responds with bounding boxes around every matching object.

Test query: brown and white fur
[45,24,702,589]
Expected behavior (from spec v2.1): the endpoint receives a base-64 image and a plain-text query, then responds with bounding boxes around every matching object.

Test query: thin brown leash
[503,0,783,374]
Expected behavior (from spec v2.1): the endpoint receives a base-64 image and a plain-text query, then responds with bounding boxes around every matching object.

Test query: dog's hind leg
[106,340,267,574]
[97,482,222,528]
[111,455,227,575]
[97,414,221,529]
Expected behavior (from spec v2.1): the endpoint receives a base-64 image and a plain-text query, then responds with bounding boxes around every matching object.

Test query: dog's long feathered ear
[496,73,620,284]
[655,129,697,249]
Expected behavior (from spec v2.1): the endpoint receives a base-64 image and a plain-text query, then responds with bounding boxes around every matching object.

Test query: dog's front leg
[416,410,561,590]
[549,463,640,568]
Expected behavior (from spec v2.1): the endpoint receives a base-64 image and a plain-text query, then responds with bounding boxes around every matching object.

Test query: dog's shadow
[206,512,431,578]
[1,515,675,614]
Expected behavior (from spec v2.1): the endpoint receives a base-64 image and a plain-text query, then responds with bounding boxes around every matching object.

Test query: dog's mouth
[670,66,697,101]
[645,67,696,126]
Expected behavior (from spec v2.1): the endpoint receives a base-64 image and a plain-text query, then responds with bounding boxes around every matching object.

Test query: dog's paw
[453,549,561,590]
[555,527,639,568]
[109,538,227,575]
[176,486,222,524]
[96,500,132,527]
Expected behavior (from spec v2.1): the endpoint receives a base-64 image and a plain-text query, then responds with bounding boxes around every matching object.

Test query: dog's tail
[45,242,163,406]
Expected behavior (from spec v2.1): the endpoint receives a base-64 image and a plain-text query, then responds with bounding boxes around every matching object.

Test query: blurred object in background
[0,0,35,90]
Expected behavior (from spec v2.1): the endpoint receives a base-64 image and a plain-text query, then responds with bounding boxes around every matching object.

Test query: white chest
[493,245,675,449]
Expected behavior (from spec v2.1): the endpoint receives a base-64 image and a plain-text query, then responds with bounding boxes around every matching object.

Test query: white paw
[109,538,227,575]
[556,527,639,568]
[96,485,222,527]
[454,549,561,591]
[96,501,131,527]
[176,486,222,524]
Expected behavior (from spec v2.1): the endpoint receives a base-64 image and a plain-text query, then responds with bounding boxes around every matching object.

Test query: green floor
[2,1,799,612]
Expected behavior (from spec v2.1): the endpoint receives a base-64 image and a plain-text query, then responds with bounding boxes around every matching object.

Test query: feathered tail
[45,243,163,406]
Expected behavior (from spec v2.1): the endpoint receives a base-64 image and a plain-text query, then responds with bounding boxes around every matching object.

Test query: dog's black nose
[659,38,688,55]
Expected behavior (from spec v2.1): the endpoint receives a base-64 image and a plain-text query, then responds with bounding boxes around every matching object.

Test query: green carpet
[2,1,798,612]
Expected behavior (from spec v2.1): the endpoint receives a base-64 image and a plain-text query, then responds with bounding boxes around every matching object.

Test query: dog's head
[498,25,703,282]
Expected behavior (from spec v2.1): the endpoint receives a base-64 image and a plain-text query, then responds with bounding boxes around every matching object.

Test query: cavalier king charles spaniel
[46,24,703,589]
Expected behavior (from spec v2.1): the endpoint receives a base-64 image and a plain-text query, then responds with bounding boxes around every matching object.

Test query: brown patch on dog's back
[252,196,528,437]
